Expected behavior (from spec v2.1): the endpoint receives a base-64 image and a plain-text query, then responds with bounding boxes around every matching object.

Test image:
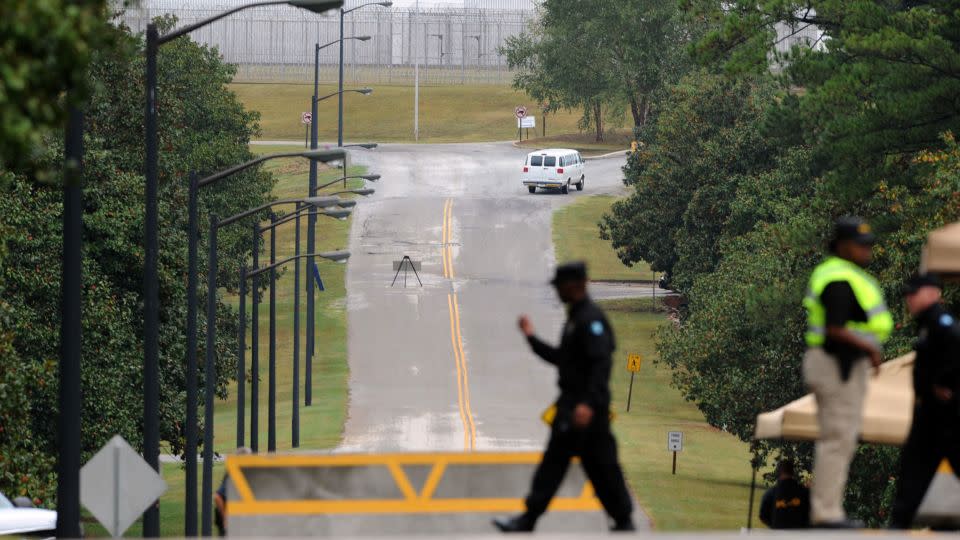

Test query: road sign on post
[668,431,683,475]
[625,353,642,411]
[80,435,168,538]
[301,112,312,148]
[514,106,527,119]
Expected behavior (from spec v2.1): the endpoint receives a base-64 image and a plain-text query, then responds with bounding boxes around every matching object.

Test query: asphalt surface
[340,142,631,453]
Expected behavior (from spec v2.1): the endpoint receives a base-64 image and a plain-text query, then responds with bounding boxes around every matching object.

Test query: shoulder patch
[940,314,955,327]
[590,320,604,336]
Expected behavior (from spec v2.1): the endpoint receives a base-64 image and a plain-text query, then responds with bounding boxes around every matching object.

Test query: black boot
[611,519,636,532]
[492,514,536,533]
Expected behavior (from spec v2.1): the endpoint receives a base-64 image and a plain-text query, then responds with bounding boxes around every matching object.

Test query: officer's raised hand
[518,315,534,337]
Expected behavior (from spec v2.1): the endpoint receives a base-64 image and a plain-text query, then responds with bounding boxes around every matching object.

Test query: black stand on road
[626,372,636,411]
[391,255,423,287]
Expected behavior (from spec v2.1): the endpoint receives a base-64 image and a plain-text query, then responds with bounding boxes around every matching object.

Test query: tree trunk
[594,102,604,142]
[630,95,643,129]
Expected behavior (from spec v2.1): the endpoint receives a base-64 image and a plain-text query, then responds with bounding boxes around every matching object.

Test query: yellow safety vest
[803,256,893,348]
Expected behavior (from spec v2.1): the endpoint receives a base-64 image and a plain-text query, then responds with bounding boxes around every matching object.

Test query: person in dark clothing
[890,274,960,529]
[759,460,810,529]
[493,261,635,533]
[214,447,252,536]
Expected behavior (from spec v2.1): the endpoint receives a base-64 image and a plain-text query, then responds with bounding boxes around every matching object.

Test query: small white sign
[515,105,528,119]
[518,116,536,129]
[667,431,683,452]
[80,435,168,538]
[301,111,312,125]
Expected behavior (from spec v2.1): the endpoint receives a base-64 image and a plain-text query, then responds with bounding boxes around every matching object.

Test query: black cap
[551,261,588,286]
[902,273,942,295]
[832,216,876,246]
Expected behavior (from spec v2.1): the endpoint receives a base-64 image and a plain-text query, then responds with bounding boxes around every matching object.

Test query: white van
[521,148,585,194]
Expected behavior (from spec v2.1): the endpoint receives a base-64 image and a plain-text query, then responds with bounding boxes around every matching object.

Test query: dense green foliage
[500,0,690,140]
[0,1,118,176]
[0,17,275,506]
[599,0,960,526]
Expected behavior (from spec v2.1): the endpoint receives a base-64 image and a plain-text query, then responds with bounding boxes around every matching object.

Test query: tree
[501,0,691,140]
[601,70,781,291]
[0,17,275,505]
[0,1,114,175]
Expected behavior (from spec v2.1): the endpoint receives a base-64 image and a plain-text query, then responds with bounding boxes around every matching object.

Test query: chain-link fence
[119,1,538,85]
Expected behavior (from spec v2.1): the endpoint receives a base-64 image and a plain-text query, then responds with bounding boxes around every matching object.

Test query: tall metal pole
[237,265,247,449]
[292,205,301,447]
[414,0,419,141]
[202,215,218,536]
[142,23,161,537]
[268,213,278,452]
[337,8,345,147]
[184,172,200,537]
[307,43,320,407]
[250,224,260,452]
[57,106,83,540]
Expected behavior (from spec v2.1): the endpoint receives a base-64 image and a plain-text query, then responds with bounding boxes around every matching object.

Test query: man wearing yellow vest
[802,217,894,528]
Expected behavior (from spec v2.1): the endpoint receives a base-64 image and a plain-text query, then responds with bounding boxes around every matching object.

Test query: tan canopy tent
[922,222,960,278]
[755,353,915,445]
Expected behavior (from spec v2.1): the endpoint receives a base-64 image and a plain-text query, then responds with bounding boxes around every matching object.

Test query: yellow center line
[443,198,476,450]
[447,293,470,450]
[452,294,477,448]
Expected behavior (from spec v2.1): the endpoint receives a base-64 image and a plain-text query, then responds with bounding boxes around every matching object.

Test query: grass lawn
[212,148,364,455]
[553,195,652,281]
[604,299,757,530]
[230,82,627,143]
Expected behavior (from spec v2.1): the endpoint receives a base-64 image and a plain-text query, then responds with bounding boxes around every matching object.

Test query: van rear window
[544,156,556,167]
[530,155,543,166]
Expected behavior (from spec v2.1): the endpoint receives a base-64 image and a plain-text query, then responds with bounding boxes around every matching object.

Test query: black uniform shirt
[759,478,810,529]
[821,281,868,379]
[527,297,616,415]
[913,303,960,413]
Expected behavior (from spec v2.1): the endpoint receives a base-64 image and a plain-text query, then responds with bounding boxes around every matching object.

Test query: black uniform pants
[523,420,633,524]
[891,408,960,529]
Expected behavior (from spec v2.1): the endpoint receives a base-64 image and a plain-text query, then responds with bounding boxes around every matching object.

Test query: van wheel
[576,176,585,191]
[528,186,536,194]
[561,183,569,194]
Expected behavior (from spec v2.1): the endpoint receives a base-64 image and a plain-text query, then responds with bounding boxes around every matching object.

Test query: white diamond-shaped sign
[80,435,167,537]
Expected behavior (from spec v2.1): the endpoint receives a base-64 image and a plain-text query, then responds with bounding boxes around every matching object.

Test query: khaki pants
[802,347,868,524]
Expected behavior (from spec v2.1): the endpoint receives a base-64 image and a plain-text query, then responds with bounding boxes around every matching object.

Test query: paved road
[340,142,630,454]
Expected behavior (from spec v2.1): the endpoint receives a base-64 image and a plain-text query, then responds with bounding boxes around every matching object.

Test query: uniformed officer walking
[802,217,893,528]
[890,274,960,529]
[493,262,635,533]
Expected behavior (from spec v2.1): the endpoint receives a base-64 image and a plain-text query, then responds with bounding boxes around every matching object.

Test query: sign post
[667,431,683,475]
[625,353,642,411]
[80,435,168,538]
[514,106,527,142]
[301,112,312,148]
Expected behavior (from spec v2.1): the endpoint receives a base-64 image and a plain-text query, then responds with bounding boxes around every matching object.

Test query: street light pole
[142,23,161,537]
[201,213,218,537]
[268,212,278,452]
[56,106,83,540]
[292,204,301,447]
[338,2,391,147]
[184,172,200,536]
[338,7,345,147]
[250,223,260,452]
[237,264,246,451]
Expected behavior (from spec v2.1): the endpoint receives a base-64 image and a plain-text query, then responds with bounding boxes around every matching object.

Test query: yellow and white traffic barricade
[224,452,611,536]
